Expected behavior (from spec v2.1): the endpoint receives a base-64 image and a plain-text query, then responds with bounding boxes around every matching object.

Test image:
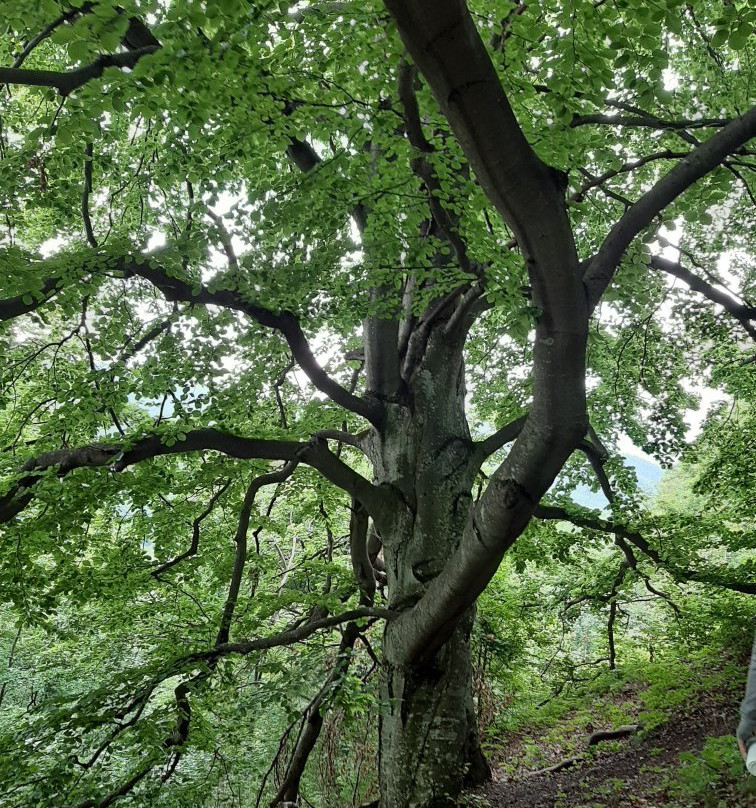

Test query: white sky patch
[617,381,729,467]
[146,231,166,251]
[662,68,680,91]
[17,138,744,479]
[682,383,729,442]
[617,434,657,464]
[39,236,66,257]
[212,191,238,216]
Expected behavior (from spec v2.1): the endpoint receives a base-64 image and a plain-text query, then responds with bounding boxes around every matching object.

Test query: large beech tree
[0,1,754,806]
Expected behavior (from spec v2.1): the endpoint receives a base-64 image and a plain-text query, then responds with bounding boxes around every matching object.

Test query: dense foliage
[0,1,754,806]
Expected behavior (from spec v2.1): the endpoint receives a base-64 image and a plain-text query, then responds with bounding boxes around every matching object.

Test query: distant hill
[571,455,663,510]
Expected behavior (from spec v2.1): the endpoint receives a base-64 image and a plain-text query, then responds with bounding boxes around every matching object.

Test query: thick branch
[312,428,367,452]
[384,0,573,268]
[282,125,400,399]
[383,0,589,664]
[397,60,476,277]
[124,254,383,424]
[188,607,391,664]
[271,621,360,806]
[583,105,756,310]
[587,724,640,745]
[349,497,375,606]
[216,462,298,646]
[534,505,756,595]
[474,414,527,458]
[0,276,62,321]
[0,431,392,526]
[0,46,159,96]
[648,255,756,339]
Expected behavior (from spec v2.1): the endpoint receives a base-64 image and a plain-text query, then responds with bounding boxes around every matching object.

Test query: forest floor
[480,682,756,807]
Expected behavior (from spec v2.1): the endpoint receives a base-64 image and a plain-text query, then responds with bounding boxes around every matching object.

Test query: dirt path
[482,693,753,807]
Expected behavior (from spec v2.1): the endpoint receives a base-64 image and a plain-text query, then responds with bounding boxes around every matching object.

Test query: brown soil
[480,691,755,807]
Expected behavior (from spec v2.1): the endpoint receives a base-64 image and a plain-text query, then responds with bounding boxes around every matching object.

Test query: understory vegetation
[1,414,754,807]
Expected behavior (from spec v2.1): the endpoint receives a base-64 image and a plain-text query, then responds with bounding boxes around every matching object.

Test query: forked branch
[583,104,756,310]
[534,504,756,595]
[124,254,383,424]
[0,430,393,525]
[648,255,756,339]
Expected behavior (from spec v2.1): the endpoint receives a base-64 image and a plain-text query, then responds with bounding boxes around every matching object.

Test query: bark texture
[366,322,491,807]
[379,617,489,808]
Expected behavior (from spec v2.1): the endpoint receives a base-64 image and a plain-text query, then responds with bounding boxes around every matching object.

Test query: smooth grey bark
[3,4,752,805]
[368,2,589,804]
[379,616,489,808]
[382,0,588,671]
[584,104,756,310]
[364,321,490,807]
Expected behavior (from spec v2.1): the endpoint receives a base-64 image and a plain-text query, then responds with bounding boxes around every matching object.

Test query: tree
[0,1,754,806]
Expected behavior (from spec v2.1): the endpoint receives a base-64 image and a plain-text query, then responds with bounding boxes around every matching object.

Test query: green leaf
[67,39,90,63]
[729,23,752,50]
[710,28,728,48]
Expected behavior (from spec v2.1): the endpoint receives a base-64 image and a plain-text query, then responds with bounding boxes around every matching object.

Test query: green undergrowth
[485,646,747,778]
[649,735,756,807]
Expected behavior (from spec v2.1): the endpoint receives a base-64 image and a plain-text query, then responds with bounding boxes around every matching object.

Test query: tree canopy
[0,1,754,807]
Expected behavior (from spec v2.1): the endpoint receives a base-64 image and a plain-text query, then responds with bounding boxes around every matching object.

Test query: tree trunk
[379,614,490,808]
[366,324,491,808]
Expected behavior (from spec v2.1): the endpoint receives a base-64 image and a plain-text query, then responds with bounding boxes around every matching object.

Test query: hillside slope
[481,673,755,807]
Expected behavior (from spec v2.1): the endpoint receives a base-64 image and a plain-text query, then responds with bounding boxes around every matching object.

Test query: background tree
[0,1,754,807]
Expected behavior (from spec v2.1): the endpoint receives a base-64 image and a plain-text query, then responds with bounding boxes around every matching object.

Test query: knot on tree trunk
[494,477,531,508]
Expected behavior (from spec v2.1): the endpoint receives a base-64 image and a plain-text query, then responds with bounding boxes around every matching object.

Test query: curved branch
[0,430,393,525]
[124,255,383,425]
[383,0,589,665]
[271,621,361,806]
[648,255,756,340]
[281,122,400,399]
[474,414,527,459]
[614,534,682,618]
[533,504,756,595]
[570,150,689,201]
[312,429,367,452]
[0,276,62,321]
[583,104,756,310]
[11,9,86,68]
[571,113,735,130]
[349,497,375,606]
[576,438,614,503]
[151,480,232,576]
[188,607,392,664]
[216,462,298,646]
[0,46,159,96]
[397,59,477,278]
